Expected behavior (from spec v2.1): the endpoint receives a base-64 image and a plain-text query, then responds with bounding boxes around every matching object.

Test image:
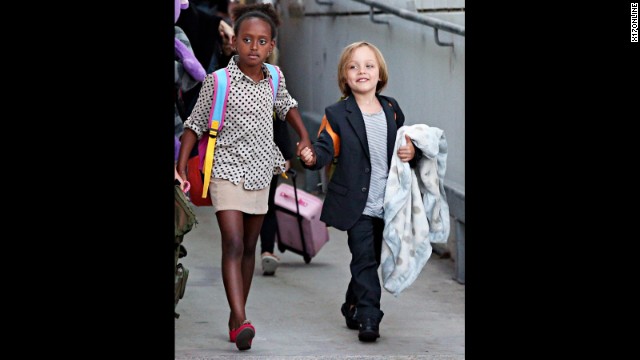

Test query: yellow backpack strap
[201,122,218,197]
[201,68,230,198]
[317,114,341,158]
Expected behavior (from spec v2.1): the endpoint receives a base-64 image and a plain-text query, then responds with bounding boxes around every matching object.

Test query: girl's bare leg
[216,210,264,330]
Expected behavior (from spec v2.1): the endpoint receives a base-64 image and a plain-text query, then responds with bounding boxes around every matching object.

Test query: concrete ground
[175,204,465,359]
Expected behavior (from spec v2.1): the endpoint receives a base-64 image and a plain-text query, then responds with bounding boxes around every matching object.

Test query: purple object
[175,136,181,162]
[175,39,206,82]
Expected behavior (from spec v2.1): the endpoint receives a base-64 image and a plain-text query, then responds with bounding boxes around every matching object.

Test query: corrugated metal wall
[276,0,465,189]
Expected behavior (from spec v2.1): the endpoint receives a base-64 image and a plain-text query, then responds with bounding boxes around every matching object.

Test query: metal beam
[352,0,465,37]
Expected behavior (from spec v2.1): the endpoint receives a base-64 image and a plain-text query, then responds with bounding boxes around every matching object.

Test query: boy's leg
[346,215,385,323]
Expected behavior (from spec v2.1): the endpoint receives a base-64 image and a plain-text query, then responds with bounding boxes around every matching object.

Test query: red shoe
[229,320,255,350]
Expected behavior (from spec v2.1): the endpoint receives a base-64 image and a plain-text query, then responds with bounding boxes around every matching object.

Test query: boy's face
[345,46,380,96]
[233,18,275,67]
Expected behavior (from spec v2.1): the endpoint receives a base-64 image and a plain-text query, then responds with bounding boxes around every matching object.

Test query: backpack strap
[265,63,280,103]
[198,65,279,199]
[316,96,398,159]
[198,68,229,198]
[317,114,341,158]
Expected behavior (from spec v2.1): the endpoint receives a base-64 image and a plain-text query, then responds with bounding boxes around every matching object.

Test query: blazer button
[361,187,367,192]
[365,168,370,173]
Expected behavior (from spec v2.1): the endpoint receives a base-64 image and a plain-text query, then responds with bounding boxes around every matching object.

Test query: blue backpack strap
[198,68,230,197]
[265,63,280,103]
[210,68,230,130]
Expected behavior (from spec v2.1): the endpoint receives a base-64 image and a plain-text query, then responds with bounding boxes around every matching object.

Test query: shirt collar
[228,55,271,83]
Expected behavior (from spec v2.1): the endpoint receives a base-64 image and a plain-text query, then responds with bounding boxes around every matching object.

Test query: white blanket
[381,124,450,296]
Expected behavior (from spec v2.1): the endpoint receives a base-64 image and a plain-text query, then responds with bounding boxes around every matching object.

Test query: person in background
[259,113,292,275]
[176,0,236,125]
[256,1,287,275]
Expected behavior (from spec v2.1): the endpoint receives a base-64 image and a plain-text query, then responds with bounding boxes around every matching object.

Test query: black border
[29,2,176,358]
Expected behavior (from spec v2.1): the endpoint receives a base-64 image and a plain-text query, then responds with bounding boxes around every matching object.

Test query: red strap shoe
[229,320,255,350]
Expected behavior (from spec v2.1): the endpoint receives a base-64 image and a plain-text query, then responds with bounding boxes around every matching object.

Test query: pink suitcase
[275,169,329,263]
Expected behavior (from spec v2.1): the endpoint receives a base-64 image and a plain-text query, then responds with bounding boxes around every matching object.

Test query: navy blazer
[305,95,409,231]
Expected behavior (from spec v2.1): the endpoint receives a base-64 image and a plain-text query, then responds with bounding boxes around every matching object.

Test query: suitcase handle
[278,167,310,262]
[278,191,308,207]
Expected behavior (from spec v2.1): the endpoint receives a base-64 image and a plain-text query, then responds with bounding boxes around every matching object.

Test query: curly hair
[232,3,280,40]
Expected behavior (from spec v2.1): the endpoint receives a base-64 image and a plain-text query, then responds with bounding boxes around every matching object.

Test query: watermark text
[633,3,638,42]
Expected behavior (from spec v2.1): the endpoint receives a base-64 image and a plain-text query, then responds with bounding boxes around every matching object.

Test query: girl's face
[345,46,380,96]
[233,18,274,67]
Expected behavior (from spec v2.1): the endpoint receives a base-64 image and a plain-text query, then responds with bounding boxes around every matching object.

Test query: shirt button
[361,187,367,192]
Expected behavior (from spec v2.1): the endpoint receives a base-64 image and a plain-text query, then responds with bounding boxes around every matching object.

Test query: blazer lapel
[345,96,370,160]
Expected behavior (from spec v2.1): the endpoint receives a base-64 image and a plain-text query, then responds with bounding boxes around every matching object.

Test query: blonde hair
[337,41,388,97]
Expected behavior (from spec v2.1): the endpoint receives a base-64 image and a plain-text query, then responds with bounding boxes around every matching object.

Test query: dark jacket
[274,116,294,161]
[305,95,419,231]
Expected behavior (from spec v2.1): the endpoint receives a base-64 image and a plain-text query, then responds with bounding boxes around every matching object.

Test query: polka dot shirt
[184,55,298,190]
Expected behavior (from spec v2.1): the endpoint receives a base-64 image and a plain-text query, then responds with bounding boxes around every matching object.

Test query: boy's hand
[295,138,312,157]
[397,134,416,162]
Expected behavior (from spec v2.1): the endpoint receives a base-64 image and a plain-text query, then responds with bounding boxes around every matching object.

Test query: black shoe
[358,318,380,342]
[340,303,359,330]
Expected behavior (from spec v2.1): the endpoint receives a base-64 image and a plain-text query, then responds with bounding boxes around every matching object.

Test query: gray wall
[276,0,465,189]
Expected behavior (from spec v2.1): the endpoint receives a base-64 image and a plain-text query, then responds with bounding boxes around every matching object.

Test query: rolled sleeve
[273,71,298,121]
[183,73,215,139]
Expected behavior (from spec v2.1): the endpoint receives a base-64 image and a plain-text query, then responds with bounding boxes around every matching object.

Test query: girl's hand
[175,167,190,193]
[284,160,291,172]
[398,134,416,162]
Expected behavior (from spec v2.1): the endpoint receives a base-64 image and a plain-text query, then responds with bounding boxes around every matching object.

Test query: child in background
[300,41,420,343]
[176,3,311,351]
[257,16,289,276]
[259,115,292,275]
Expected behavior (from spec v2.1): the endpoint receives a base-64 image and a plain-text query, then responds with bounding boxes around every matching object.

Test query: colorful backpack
[196,63,281,198]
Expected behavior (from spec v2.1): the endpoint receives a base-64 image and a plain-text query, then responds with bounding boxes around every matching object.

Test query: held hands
[296,138,312,158]
[296,138,316,166]
[300,146,316,166]
[398,134,416,162]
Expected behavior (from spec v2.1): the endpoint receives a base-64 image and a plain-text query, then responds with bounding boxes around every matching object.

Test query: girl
[176,3,311,351]
[300,41,419,342]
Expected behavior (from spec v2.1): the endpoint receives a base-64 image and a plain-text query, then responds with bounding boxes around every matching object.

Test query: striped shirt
[362,109,388,218]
